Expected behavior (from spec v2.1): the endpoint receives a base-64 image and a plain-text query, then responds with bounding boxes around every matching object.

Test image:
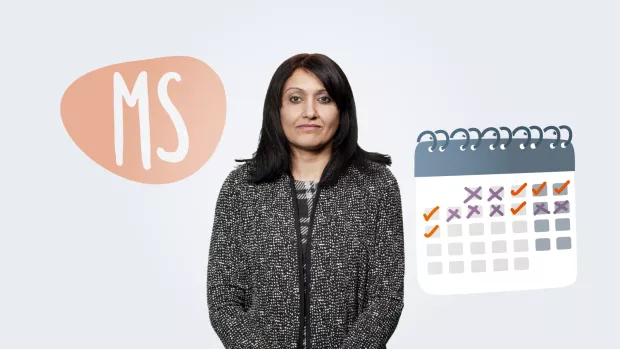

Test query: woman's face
[280,69,339,153]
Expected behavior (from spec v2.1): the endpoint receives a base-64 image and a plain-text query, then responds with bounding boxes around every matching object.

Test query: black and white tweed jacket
[207,159,405,349]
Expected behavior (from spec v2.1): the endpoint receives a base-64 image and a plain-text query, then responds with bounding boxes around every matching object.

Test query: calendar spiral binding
[416,125,573,152]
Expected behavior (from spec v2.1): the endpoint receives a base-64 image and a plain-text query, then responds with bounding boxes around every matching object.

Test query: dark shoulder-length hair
[235,53,391,186]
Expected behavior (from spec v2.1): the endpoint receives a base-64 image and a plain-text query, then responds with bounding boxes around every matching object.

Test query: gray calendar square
[513,239,529,252]
[425,225,440,238]
[555,218,570,231]
[465,204,482,219]
[447,224,463,237]
[492,240,507,253]
[511,184,527,198]
[464,186,483,202]
[471,260,486,273]
[489,204,504,218]
[553,200,570,214]
[427,244,442,256]
[510,202,526,216]
[534,219,549,232]
[533,202,550,215]
[553,181,570,196]
[469,223,484,236]
[535,238,550,251]
[424,207,440,221]
[493,258,508,271]
[557,237,572,250]
[428,262,442,275]
[491,221,506,234]
[532,183,547,196]
[448,243,463,255]
[512,220,527,233]
[488,186,504,201]
[449,261,464,274]
[514,257,529,270]
[470,241,485,255]
[446,206,462,222]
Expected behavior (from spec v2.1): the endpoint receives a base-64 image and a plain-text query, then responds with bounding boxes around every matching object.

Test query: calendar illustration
[414,125,576,295]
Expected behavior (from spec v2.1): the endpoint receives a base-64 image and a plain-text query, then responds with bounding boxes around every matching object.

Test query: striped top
[294,179,318,349]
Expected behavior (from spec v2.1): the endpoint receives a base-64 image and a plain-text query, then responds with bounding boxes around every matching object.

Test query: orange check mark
[554,180,570,194]
[424,225,439,238]
[423,206,439,221]
[511,201,526,215]
[532,182,547,196]
[511,183,527,196]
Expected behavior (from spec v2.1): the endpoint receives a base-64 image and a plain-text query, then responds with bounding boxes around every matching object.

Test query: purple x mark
[488,187,504,201]
[554,201,569,214]
[464,187,482,203]
[447,208,461,222]
[467,205,480,218]
[534,203,550,215]
[490,204,503,217]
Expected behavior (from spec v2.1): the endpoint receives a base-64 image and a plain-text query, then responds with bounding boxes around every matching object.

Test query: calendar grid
[415,126,576,295]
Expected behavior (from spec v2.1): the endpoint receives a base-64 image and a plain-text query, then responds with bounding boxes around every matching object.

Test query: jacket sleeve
[206,172,272,348]
[340,171,405,348]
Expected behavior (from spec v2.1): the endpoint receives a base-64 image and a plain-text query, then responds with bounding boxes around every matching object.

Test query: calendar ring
[435,129,450,151]
[559,125,573,147]
[469,127,482,150]
[529,125,544,149]
[499,126,513,149]
[450,128,470,151]
[481,127,501,150]
[543,126,561,148]
[512,126,532,149]
[416,130,438,152]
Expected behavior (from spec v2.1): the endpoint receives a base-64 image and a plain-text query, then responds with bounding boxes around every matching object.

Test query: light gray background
[1,0,618,348]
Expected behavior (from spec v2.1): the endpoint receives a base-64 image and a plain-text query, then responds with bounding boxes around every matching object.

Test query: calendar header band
[414,139,575,177]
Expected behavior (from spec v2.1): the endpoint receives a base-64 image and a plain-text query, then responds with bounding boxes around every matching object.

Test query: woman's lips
[298,125,321,129]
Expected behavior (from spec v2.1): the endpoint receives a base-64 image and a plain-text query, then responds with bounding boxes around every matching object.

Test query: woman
[207,53,405,349]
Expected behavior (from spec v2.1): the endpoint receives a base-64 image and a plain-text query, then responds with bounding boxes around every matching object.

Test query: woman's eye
[289,96,330,103]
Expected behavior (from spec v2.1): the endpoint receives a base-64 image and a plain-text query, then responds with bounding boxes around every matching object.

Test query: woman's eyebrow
[285,87,327,93]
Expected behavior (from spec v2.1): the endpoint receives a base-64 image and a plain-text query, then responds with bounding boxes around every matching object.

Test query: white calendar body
[414,125,576,295]
[416,171,576,295]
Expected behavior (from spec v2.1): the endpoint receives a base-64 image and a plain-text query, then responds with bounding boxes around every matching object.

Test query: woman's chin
[292,142,329,152]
